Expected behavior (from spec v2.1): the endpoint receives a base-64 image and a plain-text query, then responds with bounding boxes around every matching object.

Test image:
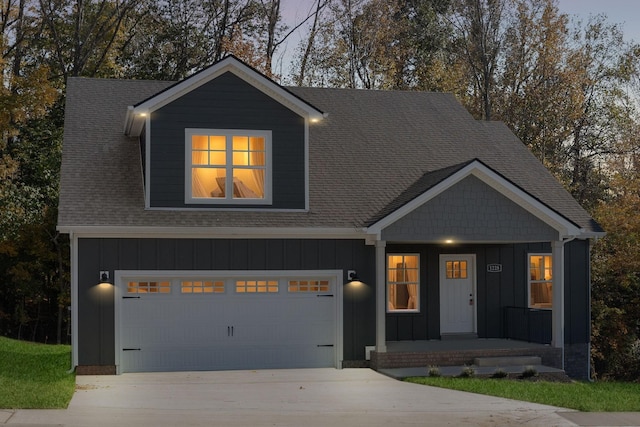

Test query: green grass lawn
[0,336,75,409]
[406,376,640,412]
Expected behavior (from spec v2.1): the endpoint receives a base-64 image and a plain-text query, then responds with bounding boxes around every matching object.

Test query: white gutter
[56,225,368,240]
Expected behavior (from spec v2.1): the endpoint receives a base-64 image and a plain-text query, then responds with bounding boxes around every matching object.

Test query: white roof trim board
[56,226,366,240]
[124,56,325,136]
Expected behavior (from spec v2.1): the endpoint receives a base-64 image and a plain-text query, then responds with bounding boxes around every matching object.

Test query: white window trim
[184,128,273,205]
[386,253,420,313]
[528,253,553,310]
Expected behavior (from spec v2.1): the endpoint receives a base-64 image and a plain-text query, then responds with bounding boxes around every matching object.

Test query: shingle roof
[58,77,602,234]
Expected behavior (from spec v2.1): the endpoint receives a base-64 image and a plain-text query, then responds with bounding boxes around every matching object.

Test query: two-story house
[58,56,603,378]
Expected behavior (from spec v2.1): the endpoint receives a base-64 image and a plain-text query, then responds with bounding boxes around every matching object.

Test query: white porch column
[375,240,387,353]
[551,240,565,359]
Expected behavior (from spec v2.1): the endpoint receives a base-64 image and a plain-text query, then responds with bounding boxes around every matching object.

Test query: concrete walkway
[0,368,581,426]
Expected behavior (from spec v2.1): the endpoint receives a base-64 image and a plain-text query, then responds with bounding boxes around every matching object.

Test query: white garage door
[118,272,339,373]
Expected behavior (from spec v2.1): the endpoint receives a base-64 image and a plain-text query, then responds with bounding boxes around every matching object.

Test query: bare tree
[450,0,505,120]
[38,0,138,78]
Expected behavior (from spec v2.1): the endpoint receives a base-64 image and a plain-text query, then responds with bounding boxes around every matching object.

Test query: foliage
[491,368,508,378]
[0,2,68,343]
[449,0,505,121]
[291,0,454,89]
[0,206,69,343]
[405,377,640,412]
[0,336,75,409]
[521,366,538,378]
[116,0,297,81]
[458,365,476,377]
[591,146,640,381]
[428,366,442,377]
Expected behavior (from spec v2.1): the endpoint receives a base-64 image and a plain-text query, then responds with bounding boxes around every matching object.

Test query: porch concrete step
[473,356,541,367]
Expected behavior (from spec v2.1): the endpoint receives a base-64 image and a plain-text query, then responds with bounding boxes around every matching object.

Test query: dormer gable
[124,55,324,137]
[125,56,324,211]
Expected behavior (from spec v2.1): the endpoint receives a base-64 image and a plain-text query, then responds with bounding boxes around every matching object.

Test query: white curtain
[191,150,209,197]
[406,267,418,309]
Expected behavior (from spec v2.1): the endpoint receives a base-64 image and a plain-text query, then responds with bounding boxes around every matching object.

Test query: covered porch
[365,162,586,376]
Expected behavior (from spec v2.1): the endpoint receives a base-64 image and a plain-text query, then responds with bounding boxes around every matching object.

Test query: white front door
[439,255,476,335]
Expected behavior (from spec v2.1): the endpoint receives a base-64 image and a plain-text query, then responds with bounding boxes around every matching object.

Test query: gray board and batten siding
[78,236,589,371]
[384,240,590,348]
[148,72,306,209]
[77,238,375,368]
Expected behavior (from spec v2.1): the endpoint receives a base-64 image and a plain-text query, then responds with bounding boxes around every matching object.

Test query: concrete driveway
[2,368,577,426]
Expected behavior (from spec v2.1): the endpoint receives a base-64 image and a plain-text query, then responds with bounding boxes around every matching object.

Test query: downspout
[67,231,78,374]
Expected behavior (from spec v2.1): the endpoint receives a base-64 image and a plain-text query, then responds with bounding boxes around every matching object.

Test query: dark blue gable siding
[148,72,306,209]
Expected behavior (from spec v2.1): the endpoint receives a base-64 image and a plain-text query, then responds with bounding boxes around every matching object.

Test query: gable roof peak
[124,55,325,136]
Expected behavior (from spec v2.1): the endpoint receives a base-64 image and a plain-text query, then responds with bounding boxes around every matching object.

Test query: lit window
[181,280,225,294]
[446,260,468,279]
[127,281,171,294]
[186,129,271,204]
[529,254,552,309]
[236,280,279,293]
[288,280,331,293]
[387,254,419,312]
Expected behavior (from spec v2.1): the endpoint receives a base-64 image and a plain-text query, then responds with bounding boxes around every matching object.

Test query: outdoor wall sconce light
[98,270,111,286]
[347,269,369,299]
[347,270,360,283]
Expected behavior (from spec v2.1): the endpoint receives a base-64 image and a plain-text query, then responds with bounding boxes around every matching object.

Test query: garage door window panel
[288,280,331,293]
[181,280,225,294]
[236,280,279,293]
[127,281,171,294]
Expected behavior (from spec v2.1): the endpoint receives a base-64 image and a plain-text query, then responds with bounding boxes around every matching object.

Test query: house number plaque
[487,264,502,273]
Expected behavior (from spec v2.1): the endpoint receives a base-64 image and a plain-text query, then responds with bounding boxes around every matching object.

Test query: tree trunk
[297,0,324,86]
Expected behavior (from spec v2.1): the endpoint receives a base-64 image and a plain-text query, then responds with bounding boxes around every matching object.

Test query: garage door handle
[317,344,334,347]
[123,348,141,351]
[317,294,334,297]
[228,326,234,337]
[123,296,140,299]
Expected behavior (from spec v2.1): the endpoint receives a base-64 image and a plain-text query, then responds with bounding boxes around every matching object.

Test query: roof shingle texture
[58,77,601,233]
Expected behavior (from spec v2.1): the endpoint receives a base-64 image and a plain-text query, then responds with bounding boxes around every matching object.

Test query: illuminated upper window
[529,254,552,309]
[186,129,271,204]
